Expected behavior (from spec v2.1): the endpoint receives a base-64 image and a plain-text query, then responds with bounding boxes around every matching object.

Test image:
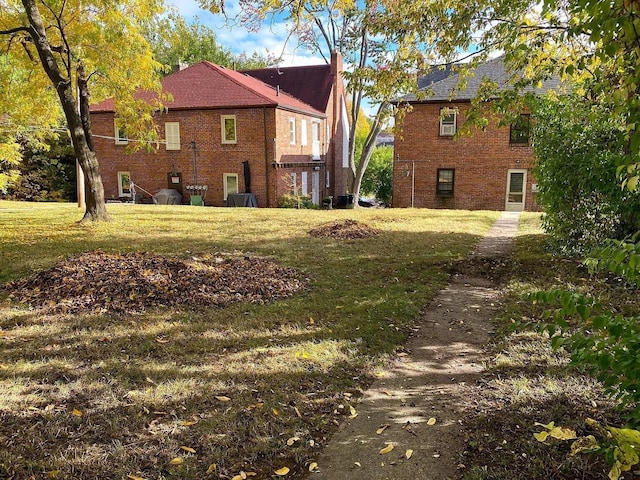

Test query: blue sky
[168,0,326,67]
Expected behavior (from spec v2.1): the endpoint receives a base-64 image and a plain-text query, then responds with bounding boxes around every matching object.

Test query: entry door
[224,173,238,201]
[505,169,526,211]
[312,171,320,205]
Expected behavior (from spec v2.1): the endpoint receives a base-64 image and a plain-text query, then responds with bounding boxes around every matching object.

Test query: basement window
[436,168,455,195]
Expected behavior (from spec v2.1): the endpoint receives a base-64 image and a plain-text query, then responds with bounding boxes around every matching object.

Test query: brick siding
[393,102,541,211]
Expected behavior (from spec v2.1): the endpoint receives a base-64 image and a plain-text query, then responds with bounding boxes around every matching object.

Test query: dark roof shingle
[404,56,561,102]
[241,64,333,112]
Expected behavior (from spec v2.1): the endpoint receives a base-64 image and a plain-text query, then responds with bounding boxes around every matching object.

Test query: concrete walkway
[308,212,521,480]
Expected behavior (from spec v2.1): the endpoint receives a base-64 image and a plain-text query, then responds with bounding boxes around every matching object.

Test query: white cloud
[168,0,325,67]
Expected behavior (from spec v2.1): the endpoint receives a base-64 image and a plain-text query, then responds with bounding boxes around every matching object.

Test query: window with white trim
[301,171,308,195]
[290,172,297,194]
[114,120,128,145]
[289,118,296,145]
[223,173,238,200]
[300,120,308,146]
[311,121,321,160]
[165,122,181,150]
[439,108,457,136]
[118,171,131,197]
[221,115,237,144]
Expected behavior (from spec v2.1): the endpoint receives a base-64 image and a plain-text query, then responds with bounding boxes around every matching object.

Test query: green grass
[0,201,498,480]
[461,212,639,480]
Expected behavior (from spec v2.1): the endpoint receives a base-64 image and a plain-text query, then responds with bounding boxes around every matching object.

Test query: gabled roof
[403,56,561,103]
[90,61,325,117]
[241,64,333,112]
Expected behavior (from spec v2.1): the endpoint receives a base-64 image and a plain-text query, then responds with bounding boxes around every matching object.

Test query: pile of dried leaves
[308,219,380,240]
[3,251,307,315]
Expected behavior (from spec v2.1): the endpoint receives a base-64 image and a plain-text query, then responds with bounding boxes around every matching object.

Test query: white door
[224,173,238,200]
[505,169,527,211]
[312,171,320,205]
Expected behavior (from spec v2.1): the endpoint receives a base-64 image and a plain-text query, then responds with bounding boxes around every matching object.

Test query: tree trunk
[349,102,387,202]
[22,0,110,222]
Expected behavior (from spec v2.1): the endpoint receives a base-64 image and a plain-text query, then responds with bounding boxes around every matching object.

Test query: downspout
[411,160,415,208]
[263,107,270,207]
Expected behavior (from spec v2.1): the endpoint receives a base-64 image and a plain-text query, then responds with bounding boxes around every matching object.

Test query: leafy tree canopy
[142,10,279,72]
[0,0,168,220]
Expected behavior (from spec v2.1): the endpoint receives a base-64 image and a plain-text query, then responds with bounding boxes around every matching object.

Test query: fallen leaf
[232,475,243,480]
[383,390,393,396]
[427,417,437,426]
[180,446,196,453]
[433,453,441,458]
[379,444,394,455]
[287,436,300,446]
[205,464,217,474]
[354,462,362,467]
[406,449,413,459]
[168,457,183,465]
[155,336,170,344]
[376,424,390,435]
[275,466,290,475]
[215,395,231,402]
[309,462,318,472]
[46,471,60,479]
[534,431,550,442]
[272,408,279,416]
[72,409,83,417]
[183,420,197,426]
[294,406,302,418]
[127,475,145,480]
[549,427,577,440]
[348,406,358,419]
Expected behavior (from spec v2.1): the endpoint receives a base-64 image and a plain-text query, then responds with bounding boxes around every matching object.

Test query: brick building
[393,57,559,211]
[89,53,349,207]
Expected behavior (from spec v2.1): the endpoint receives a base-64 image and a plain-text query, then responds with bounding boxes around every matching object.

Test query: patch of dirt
[2,251,307,315]
[309,219,380,239]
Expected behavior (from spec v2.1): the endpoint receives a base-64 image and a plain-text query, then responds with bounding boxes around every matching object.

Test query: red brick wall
[393,102,540,211]
[92,106,328,207]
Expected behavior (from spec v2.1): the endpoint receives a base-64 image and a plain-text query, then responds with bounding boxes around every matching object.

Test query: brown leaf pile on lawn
[308,219,380,239]
[3,251,307,315]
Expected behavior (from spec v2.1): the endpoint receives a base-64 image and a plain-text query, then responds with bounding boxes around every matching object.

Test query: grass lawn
[460,213,640,480]
[0,202,498,480]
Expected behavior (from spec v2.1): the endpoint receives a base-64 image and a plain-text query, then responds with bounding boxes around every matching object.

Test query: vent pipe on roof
[276,85,280,96]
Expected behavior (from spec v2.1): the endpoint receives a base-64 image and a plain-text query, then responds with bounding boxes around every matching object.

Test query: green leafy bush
[531,95,640,254]
[278,194,316,209]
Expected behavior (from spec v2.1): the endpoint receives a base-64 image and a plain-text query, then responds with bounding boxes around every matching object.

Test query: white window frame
[301,171,308,195]
[325,171,330,188]
[439,108,457,136]
[114,120,128,145]
[311,120,321,160]
[290,172,297,194]
[165,122,181,150]
[221,115,237,144]
[223,173,238,200]
[300,119,308,146]
[117,171,132,197]
[289,117,296,145]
